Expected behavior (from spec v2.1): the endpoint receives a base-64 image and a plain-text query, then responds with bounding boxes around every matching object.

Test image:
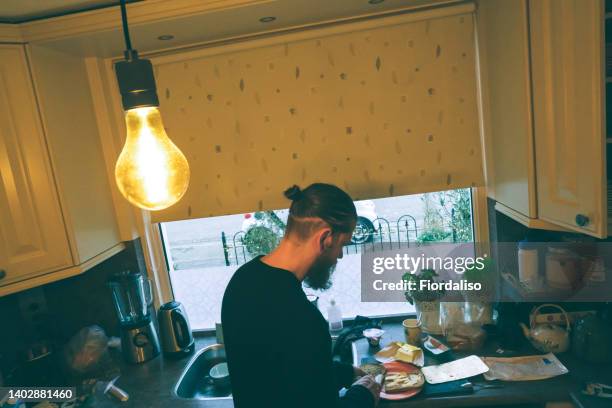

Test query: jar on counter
[545,247,580,290]
[518,240,540,290]
[585,255,606,284]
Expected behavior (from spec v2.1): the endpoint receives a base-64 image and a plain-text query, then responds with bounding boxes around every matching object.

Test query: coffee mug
[402,318,422,345]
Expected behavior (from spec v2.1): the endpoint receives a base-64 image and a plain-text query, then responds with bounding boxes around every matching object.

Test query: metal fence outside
[222,215,426,266]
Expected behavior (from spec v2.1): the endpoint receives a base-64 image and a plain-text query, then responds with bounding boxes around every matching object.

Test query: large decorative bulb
[115,106,190,211]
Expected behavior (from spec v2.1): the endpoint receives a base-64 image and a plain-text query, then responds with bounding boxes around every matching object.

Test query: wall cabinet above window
[478,0,608,238]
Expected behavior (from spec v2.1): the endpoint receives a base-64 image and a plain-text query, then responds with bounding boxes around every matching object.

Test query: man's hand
[352,374,381,406]
[353,366,367,378]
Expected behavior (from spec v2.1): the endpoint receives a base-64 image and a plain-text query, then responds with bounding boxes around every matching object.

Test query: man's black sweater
[221,256,374,408]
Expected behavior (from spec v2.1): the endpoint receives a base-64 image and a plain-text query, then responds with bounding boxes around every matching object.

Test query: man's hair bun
[284,183,357,236]
[284,185,303,201]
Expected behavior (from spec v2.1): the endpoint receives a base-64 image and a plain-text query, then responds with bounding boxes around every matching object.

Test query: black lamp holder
[115,0,159,110]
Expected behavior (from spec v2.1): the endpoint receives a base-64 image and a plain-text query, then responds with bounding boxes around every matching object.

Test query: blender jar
[108,271,153,327]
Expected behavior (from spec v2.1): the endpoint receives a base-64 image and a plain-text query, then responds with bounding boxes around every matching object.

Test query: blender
[108,271,160,363]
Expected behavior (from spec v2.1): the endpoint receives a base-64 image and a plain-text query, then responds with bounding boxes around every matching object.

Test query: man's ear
[318,227,333,252]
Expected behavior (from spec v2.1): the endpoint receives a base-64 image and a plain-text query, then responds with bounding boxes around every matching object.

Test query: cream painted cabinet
[0,44,123,296]
[530,0,606,237]
[478,0,607,238]
[0,45,73,284]
[477,0,538,221]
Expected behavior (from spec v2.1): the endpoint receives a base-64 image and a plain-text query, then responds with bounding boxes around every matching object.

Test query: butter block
[395,343,424,364]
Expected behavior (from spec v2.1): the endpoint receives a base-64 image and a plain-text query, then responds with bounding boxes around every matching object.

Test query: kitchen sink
[175,340,352,400]
[174,343,232,400]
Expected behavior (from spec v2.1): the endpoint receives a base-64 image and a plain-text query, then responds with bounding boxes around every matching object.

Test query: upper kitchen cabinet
[0,44,123,296]
[478,0,607,237]
[0,45,72,286]
[530,0,606,237]
[477,0,537,221]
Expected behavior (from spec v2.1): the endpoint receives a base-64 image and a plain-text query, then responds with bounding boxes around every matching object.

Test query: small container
[327,299,343,334]
[518,240,539,290]
[363,328,385,347]
[545,247,580,289]
[210,362,231,388]
[421,335,450,356]
[402,318,422,346]
[585,256,606,283]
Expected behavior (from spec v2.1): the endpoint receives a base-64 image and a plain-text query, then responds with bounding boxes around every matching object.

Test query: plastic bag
[465,301,494,325]
[440,302,466,335]
[63,325,109,374]
[439,302,488,351]
[440,301,494,332]
[445,324,486,351]
[481,353,569,381]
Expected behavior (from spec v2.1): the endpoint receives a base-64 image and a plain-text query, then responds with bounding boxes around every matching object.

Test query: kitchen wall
[0,239,147,380]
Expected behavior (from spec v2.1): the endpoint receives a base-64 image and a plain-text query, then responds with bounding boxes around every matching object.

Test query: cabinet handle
[575,214,590,227]
[0,269,5,280]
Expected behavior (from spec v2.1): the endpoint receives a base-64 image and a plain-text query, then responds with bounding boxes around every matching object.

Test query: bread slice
[360,363,386,377]
[383,371,424,393]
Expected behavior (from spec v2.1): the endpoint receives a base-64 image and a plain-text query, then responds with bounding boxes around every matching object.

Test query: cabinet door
[478,0,537,218]
[0,45,72,286]
[530,0,606,237]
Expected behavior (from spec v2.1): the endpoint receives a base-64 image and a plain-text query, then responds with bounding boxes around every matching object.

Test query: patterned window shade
[149,7,483,223]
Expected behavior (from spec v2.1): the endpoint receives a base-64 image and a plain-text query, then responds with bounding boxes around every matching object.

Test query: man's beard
[303,256,336,291]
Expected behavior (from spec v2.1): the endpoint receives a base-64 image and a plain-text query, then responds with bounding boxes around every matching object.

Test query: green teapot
[572,314,612,364]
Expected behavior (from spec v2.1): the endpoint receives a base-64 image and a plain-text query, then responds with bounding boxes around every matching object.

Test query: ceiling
[5,0,464,57]
[0,0,140,23]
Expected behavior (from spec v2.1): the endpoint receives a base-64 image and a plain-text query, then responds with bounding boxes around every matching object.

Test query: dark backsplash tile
[0,238,147,377]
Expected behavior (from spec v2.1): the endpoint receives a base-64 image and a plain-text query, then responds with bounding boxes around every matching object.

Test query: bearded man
[221,183,380,408]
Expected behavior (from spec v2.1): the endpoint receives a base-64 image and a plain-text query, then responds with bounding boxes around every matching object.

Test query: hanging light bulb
[115,107,190,210]
[114,0,190,211]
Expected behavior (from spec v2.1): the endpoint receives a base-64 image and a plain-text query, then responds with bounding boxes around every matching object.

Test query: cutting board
[421,355,489,384]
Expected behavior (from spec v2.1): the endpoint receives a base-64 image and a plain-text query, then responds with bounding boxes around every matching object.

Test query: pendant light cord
[119,0,136,59]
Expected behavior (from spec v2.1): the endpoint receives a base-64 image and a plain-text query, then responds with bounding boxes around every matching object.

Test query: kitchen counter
[90,323,612,407]
[350,324,609,408]
[91,336,232,408]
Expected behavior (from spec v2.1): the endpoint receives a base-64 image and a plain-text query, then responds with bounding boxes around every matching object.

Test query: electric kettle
[157,301,195,357]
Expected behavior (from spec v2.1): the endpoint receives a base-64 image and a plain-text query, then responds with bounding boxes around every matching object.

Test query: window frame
[148,187,490,328]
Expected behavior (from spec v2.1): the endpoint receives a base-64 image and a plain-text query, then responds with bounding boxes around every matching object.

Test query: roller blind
[149,5,483,223]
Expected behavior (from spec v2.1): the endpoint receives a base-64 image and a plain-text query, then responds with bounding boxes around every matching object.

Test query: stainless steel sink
[174,343,232,400]
[175,340,352,400]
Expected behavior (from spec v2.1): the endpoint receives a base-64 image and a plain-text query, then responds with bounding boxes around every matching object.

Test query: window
[161,188,475,330]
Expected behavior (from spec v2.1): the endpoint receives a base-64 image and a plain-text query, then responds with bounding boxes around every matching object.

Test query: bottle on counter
[327,299,343,335]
